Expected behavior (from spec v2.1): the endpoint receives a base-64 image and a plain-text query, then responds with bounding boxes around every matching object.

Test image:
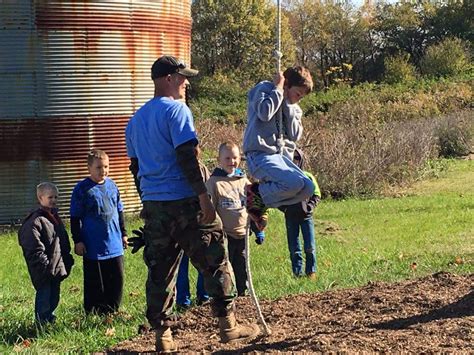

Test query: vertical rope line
[245,218,271,336]
[275,0,284,155]
[276,0,281,72]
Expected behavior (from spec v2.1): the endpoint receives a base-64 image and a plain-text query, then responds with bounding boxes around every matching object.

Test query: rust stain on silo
[0,1,193,223]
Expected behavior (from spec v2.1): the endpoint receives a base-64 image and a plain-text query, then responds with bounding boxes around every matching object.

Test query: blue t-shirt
[70,177,124,260]
[125,96,198,201]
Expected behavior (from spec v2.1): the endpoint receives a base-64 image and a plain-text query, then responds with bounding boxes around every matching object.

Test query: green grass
[1,159,472,352]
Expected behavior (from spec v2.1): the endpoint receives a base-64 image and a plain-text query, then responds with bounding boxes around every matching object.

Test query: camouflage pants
[141,197,236,328]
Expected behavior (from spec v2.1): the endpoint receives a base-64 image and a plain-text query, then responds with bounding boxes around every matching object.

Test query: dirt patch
[109,272,473,353]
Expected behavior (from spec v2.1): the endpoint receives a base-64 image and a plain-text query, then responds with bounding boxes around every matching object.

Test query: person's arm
[70,185,86,256]
[176,140,207,196]
[70,216,82,244]
[118,210,128,249]
[283,103,303,142]
[205,179,219,210]
[70,216,86,256]
[19,219,50,274]
[176,140,216,224]
[129,157,142,197]
[252,74,285,122]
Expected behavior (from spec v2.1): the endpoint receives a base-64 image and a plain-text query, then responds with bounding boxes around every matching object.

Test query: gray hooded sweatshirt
[243,80,303,159]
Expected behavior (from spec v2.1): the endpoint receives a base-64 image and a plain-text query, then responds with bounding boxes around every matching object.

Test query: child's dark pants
[83,255,124,314]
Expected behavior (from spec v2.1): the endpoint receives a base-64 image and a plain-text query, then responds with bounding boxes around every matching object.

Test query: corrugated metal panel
[0,0,192,223]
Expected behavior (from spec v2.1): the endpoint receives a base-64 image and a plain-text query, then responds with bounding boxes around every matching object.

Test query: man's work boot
[218,313,260,343]
[155,326,177,353]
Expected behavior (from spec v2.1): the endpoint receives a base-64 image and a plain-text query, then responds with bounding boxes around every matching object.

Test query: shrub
[190,72,247,124]
[420,37,472,78]
[436,111,473,158]
[383,53,417,84]
[300,115,439,198]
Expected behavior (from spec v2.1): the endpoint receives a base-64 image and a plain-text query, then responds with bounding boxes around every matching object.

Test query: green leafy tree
[191,0,296,81]
[430,0,474,43]
[383,53,417,84]
[374,2,434,65]
[287,0,359,86]
[420,37,471,78]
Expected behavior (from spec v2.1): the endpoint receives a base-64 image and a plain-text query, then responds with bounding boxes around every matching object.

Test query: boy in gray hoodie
[243,67,315,230]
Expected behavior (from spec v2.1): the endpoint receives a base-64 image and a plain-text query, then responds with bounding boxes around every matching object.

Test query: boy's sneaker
[307,272,317,280]
[245,183,268,231]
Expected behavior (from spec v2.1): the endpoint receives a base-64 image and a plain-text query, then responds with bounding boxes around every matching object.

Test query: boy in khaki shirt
[207,142,263,296]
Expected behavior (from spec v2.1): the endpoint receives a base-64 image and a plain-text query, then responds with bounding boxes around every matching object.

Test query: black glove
[128,227,145,254]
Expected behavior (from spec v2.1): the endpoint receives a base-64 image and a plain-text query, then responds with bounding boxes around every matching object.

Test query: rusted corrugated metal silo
[0,0,193,223]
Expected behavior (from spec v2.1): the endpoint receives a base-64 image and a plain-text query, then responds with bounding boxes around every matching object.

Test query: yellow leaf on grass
[105,327,115,337]
[410,262,417,271]
[455,256,464,265]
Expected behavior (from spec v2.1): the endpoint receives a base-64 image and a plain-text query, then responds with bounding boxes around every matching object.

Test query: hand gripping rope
[243,0,283,338]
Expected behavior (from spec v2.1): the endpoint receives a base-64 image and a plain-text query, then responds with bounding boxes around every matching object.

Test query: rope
[243,0,284,337]
[274,0,282,72]
[244,218,271,336]
[274,0,284,155]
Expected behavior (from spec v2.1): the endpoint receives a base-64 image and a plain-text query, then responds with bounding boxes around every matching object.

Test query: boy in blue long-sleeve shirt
[70,149,128,315]
[243,67,315,231]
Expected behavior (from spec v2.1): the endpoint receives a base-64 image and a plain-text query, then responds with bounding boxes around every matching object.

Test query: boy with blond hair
[70,149,128,314]
[207,141,263,296]
[18,182,74,324]
[243,66,315,230]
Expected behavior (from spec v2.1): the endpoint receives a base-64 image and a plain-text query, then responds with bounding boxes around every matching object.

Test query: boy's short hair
[218,141,240,157]
[87,149,108,166]
[283,66,313,94]
[36,182,58,198]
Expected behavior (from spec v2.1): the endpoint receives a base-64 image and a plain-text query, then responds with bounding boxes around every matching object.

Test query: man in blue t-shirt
[70,149,128,315]
[125,56,259,352]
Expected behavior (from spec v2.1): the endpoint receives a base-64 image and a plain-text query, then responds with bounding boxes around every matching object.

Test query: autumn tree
[191,0,296,81]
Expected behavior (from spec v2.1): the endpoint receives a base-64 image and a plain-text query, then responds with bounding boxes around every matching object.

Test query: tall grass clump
[197,108,473,198]
[435,111,474,158]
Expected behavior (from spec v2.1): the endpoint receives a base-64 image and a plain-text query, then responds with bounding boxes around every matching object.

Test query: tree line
[191,0,472,87]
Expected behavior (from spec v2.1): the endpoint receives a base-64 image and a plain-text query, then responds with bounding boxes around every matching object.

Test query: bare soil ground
[109,272,473,353]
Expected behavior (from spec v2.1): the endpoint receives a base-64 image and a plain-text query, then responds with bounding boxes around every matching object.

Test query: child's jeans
[246,151,314,208]
[35,279,61,324]
[285,216,316,276]
[176,254,209,307]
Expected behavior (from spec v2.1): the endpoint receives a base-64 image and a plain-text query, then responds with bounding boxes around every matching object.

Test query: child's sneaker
[245,183,268,231]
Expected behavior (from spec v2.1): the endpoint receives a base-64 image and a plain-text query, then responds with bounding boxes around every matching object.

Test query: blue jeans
[285,217,316,276]
[35,279,61,324]
[176,254,209,306]
[246,151,314,208]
